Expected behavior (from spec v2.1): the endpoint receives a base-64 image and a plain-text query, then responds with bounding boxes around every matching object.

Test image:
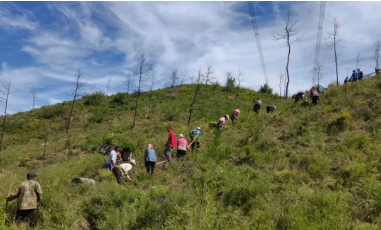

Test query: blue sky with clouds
[1,1,381,114]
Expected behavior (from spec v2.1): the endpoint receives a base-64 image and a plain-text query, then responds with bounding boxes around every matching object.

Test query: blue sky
[1,1,381,114]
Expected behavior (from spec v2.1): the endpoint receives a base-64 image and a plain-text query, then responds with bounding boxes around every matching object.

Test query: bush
[38,104,66,119]
[83,91,106,106]
[112,92,128,106]
[88,107,108,123]
[327,112,351,135]
[259,83,273,94]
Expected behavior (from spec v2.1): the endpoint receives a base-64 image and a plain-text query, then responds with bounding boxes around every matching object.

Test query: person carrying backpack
[253,100,261,114]
[231,109,240,125]
[189,127,201,150]
[357,68,363,80]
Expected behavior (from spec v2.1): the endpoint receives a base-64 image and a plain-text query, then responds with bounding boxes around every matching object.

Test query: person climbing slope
[105,145,121,171]
[253,100,261,114]
[113,160,136,185]
[144,144,156,174]
[6,171,43,230]
[216,115,230,128]
[310,88,320,105]
[358,68,363,80]
[293,91,305,103]
[164,126,177,163]
[231,108,240,125]
[317,84,324,94]
[351,70,359,82]
[189,127,201,150]
[177,134,189,161]
[266,105,276,113]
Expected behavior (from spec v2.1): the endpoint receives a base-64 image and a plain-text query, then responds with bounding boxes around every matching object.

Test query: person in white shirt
[105,145,121,171]
[113,159,137,185]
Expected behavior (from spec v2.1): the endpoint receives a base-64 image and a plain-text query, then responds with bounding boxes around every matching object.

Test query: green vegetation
[1,74,381,229]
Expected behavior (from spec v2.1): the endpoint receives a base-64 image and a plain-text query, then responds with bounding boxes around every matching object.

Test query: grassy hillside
[1,74,381,229]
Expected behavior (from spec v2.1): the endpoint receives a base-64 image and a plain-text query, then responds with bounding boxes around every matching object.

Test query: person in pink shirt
[176,134,189,161]
[231,109,240,125]
[216,114,230,128]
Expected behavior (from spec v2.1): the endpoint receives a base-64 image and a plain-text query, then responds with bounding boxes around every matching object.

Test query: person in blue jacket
[317,84,324,94]
[351,70,359,82]
[144,144,156,174]
[189,127,201,151]
[357,68,363,80]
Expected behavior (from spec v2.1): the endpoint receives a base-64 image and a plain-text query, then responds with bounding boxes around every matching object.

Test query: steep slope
[1,75,381,229]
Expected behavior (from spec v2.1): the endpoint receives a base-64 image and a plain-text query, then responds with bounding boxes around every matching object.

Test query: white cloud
[0,2,37,30]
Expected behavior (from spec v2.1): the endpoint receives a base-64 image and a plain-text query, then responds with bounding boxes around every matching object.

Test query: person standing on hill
[231,109,240,125]
[105,145,121,171]
[6,171,42,230]
[253,100,261,114]
[113,160,136,185]
[177,134,189,161]
[357,68,363,80]
[145,144,156,174]
[165,126,177,163]
[351,70,359,82]
[189,127,201,150]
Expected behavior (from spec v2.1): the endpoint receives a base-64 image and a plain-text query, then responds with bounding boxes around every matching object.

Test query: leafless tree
[170,69,178,95]
[373,40,380,69]
[30,88,38,109]
[234,69,244,105]
[272,10,303,99]
[356,53,361,69]
[123,73,131,104]
[180,71,187,86]
[132,54,151,131]
[148,72,157,115]
[106,76,112,95]
[90,83,96,93]
[204,66,214,87]
[327,17,344,87]
[279,72,284,97]
[311,62,326,85]
[0,79,11,152]
[66,70,86,134]
[188,67,204,125]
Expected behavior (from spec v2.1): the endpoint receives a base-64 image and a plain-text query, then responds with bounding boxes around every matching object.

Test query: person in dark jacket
[293,91,305,103]
[266,105,276,113]
[344,77,349,84]
[351,70,358,82]
[253,100,261,114]
[144,144,156,174]
[357,68,363,80]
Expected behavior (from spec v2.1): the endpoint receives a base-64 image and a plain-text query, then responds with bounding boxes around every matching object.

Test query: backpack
[98,142,112,155]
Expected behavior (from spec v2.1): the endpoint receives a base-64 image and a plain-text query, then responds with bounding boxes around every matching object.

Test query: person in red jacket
[164,126,177,162]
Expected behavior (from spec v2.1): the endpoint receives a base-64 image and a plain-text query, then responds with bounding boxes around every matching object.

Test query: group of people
[253,100,277,114]
[344,68,364,83]
[104,126,202,184]
[293,84,324,106]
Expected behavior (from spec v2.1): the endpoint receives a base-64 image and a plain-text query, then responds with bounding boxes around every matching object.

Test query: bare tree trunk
[327,18,344,87]
[132,54,151,131]
[0,80,11,152]
[188,68,203,125]
[334,45,339,86]
[148,72,156,115]
[30,89,37,110]
[106,76,112,95]
[66,70,86,134]
[286,39,291,98]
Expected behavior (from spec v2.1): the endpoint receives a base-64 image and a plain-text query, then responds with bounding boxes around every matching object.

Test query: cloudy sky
[0,1,380,114]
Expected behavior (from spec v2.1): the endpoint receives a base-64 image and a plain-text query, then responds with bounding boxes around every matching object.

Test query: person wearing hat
[189,127,202,151]
[114,159,136,184]
[253,100,261,114]
[6,171,42,229]
[105,144,121,171]
[357,68,363,80]
[216,115,230,128]
[177,134,189,161]
[144,144,156,174]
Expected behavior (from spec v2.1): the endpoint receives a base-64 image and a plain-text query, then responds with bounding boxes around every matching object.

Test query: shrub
[112,92,128,106]
[327,112,351,134]
[83,91,106,106]
[88,107,108,123]
[259,83,273,94]
[38,104,66,119]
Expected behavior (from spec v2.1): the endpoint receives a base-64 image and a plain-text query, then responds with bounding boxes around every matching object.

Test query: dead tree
[373,40,380,69]
[180,71,187,86]
[188,68,204,125]
[234,69,244,105]
[123,73,131,105]
[356,53,361,69]
[327,17,344,87]
[106,76,112,95]
[279,72,284,97]
[30,88,38,109]
[66,70,86,134]
[311,62,326,85]
[148,72,157,115]
[0,79,11,152]
[272,10,302,99]
[170,69,178,95]
[132,54,151,131]
[204,66,214,88]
